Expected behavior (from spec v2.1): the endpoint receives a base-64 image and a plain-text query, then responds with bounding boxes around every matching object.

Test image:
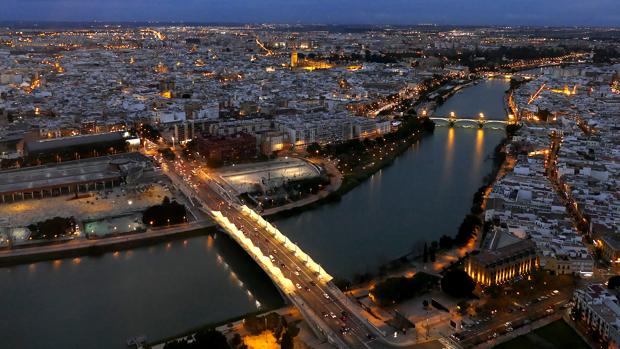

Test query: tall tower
[290,47,298,68]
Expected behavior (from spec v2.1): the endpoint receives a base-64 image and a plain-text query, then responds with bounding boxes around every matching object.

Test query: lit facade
[290,48,298,68]
[466,239,538,286]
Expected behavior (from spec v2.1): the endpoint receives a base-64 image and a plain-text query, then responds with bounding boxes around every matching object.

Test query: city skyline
[2,0,620,27]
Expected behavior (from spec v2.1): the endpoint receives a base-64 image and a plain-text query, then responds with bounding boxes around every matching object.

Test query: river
[0,79,509,348]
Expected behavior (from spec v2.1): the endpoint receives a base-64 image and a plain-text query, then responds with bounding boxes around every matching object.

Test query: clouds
[1,0,619,26]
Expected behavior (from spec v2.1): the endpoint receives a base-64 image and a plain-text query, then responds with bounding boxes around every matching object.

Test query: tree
[506,124,521,138]
[454,214,482,246]
[194,329,231,349]
[608,276,620,290]
[306,142,322,155]
[441,269,476,298]
[142,198,187,227]
[230,333,242,348]
[28,216,75,240]
[423,243,429,263]
[439,235,454,249]
[429,245,437,262]
[287,322,300,338]
[371,273,440,306]
[280,331,294,349]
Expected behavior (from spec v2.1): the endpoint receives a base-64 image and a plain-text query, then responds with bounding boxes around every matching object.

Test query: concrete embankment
[0,220,216,267]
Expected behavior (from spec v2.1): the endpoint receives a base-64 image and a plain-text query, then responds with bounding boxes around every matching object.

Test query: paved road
[457,294,570,347]
[200,183,378,348]
[163,154,446,349]
[159,155,374,348]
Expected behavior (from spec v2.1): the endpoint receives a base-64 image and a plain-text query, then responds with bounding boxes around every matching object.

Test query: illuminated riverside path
[0,79,510,348]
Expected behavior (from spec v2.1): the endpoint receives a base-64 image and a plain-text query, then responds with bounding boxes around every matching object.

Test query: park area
[494,320,589,349]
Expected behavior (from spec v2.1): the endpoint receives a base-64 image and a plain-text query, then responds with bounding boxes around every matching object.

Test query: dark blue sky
[2,0,619,26]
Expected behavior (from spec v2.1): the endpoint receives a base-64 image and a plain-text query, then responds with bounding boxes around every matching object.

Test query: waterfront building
[466,238,538,286]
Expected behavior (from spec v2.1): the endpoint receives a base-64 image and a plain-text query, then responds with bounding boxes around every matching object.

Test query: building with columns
[466,238,539,286]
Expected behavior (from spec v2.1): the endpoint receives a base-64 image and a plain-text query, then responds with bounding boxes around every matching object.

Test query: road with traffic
[159,154,384,349]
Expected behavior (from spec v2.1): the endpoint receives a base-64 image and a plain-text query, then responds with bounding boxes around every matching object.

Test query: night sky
[1,0,619,26]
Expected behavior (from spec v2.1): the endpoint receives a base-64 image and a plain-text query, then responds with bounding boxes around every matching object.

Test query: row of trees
[422,242,437,263]
[371,272,440,306]
[441,269,476,298]
[27,217,76,240]
[431,214,483,252]
[142,196,187,227]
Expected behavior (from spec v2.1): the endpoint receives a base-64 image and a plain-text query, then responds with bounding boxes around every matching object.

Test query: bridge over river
[425,112,515,130]
[162,160,439,349]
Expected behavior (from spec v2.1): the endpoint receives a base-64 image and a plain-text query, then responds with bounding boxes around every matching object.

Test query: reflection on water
[275,79,510,278]
[0,231,284,349]
[0,79,510,349]
[442,127,455,181]
[472,129,485,177]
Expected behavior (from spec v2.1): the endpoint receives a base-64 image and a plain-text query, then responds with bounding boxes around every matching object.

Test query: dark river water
[0,79,509,348]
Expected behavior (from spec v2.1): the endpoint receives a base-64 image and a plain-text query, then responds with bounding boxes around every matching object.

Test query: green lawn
[494,320,589,349]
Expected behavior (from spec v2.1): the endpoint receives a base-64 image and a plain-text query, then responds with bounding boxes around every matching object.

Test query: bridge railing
[210,210,296,293]
[240,205,333,282]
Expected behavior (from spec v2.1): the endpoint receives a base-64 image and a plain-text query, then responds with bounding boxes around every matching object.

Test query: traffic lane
[239,225,371,347]
[205,199,371,347]
[195,178,374,345]
[192,174,378,347]
[460,296,569,344]
[224,207,372,347]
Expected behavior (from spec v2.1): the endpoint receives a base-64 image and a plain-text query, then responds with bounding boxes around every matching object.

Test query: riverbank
[329,80,516,286]
[0,79,465,267]
[0,220,216,266]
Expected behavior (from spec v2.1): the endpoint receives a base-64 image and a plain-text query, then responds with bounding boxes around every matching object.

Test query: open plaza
[217,157,323,194]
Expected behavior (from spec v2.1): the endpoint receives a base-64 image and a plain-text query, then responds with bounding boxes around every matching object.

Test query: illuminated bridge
[163,162,393,349]
[426,112,514,130]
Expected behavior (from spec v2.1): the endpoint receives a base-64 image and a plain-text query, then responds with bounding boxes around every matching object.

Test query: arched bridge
[426,114,514,130]
[162,161,388,349]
